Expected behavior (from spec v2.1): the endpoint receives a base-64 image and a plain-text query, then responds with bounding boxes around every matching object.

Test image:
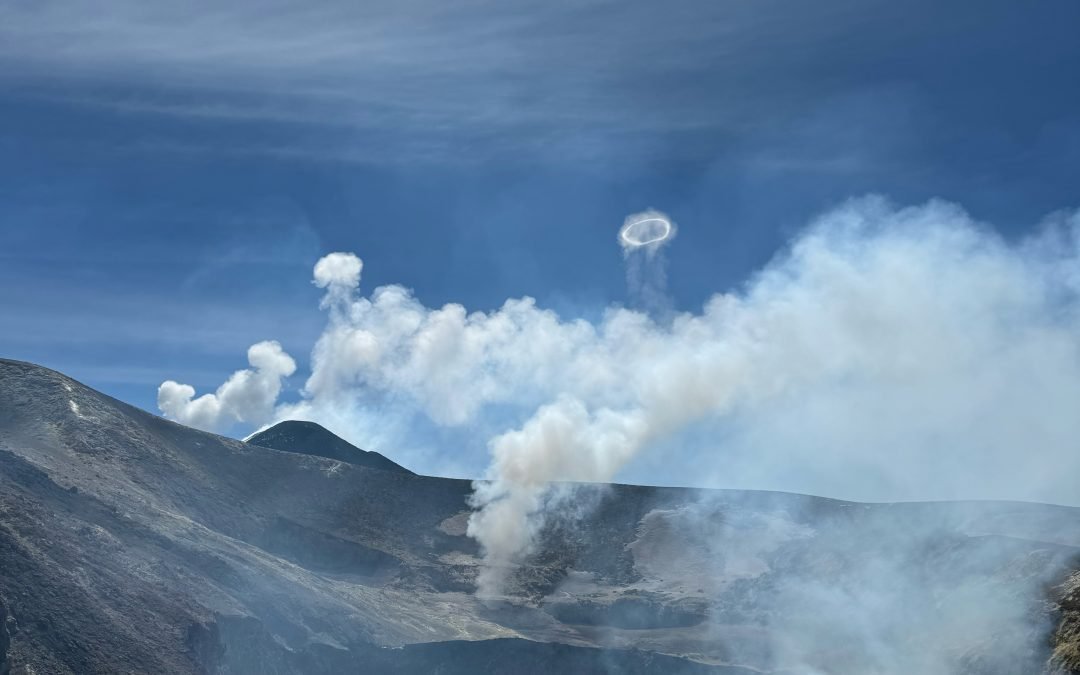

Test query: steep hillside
[1,357,1078,674]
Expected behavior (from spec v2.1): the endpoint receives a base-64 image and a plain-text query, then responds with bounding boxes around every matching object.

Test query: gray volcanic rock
[246,420,412,475]
[1,356,1079,674]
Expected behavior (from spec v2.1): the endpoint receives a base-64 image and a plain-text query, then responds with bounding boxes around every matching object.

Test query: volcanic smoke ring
[620,216,673,247]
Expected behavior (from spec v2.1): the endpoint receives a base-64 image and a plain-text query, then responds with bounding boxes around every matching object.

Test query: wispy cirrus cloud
[8,0,1074,164]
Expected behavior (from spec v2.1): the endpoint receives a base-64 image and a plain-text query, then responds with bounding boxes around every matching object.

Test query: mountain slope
[1,357,1079,674]
[246,420,412,475]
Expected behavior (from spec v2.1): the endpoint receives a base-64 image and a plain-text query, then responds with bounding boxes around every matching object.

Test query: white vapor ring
[620,217,673,247]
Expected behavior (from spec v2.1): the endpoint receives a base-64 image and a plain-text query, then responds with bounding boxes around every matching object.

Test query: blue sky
[2,1,1079,468]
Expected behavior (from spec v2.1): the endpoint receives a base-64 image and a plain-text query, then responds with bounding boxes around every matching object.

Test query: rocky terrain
[1,357,1079,673]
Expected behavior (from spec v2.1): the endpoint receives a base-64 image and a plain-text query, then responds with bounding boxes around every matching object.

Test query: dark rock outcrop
[1052,573,1080,673]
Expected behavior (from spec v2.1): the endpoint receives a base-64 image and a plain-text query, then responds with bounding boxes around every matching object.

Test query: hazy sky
[2,1,1079,486]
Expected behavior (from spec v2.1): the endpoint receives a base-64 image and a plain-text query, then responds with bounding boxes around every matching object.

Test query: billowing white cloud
[158,340,296,432]
[464,198,1080,594]
[313,252,363,294]
[161,197,1080,596]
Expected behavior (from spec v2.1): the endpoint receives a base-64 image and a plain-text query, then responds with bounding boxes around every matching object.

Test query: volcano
[1,357,1078,674]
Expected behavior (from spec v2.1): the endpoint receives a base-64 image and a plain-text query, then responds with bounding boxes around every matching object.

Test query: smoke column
[466,210,685,595]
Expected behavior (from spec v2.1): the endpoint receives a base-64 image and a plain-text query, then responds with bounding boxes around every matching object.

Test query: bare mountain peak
[245,420,413,475]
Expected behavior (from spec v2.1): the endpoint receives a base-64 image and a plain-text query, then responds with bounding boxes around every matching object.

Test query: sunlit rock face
[1,357,1079,674]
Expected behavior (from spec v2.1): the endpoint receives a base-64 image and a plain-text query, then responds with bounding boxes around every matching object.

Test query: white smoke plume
[158,340,296,431]
[159,197,1080,598]
[313,251,363,303]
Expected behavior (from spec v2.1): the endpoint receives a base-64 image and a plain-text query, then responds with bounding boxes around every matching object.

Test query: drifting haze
[161,197,1080,592]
